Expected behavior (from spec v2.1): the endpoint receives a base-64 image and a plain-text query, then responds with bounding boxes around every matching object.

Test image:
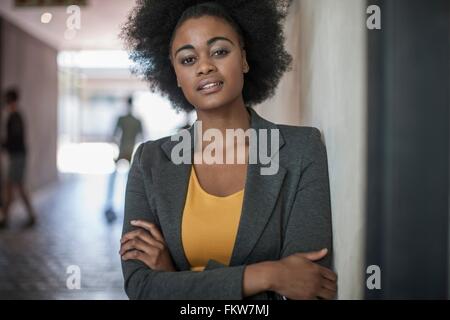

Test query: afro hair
[122,0,293,112]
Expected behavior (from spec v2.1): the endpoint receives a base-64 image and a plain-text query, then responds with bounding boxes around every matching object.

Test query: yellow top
[181,167,244,272]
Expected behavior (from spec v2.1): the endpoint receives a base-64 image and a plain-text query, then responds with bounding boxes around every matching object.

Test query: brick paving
[0,173,128,300]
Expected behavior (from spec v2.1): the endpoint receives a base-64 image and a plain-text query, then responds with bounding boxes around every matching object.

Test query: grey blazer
[121,107,333,300]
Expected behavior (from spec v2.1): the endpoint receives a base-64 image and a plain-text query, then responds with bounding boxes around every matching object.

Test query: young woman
[119,0,337,300]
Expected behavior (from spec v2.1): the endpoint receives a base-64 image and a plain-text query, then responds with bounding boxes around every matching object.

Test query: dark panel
[0,17,3,208]
[366,0,449,299]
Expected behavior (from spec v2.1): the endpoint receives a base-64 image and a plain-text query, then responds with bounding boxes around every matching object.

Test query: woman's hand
[120,220,176,272]
[270,248,337,300]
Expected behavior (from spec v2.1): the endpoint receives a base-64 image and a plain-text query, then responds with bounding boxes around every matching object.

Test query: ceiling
[0,0,293,51]
[0,0,137,50]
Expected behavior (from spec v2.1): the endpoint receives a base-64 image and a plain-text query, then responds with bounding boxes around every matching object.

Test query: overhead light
[41,12,52,24]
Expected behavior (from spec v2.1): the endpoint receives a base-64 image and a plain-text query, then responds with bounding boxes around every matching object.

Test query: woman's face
[170,15,249,112]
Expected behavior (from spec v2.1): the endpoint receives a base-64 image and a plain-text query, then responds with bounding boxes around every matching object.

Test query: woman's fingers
[121,229,163,250]
[131,220,165,243]
[321,278,337,292]
[297,248,328,261]
[317,287,336,300]
[120,238,156,256]
[121,229,152,245]
[319,266,338,282]
[121,249,149,264]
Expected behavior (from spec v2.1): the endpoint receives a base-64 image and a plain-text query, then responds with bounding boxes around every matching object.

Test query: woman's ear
[242,50,250,73]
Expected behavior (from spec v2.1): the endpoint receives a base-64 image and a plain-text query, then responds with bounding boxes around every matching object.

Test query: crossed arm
[120,129,337,300]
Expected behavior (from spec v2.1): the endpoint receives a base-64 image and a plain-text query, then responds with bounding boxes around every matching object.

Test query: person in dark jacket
[0,89,36,228]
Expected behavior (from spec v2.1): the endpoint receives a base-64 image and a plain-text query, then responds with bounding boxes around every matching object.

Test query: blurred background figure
[104,95,143,222]
[0,88,36,228]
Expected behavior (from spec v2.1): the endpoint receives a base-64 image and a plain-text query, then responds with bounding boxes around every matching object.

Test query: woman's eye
[213,49,229,56]
[181,57,196,65]
[180,49,228,65]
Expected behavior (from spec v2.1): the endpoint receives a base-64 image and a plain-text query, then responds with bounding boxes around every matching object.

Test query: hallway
[0,173,127,300]
[0,0,448,300]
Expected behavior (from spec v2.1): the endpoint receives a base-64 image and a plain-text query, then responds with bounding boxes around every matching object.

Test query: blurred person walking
[105,95,143,222]
[0,89,36,228]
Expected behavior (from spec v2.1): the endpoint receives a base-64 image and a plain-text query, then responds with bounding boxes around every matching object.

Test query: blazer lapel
[152,127,195,271]
[229,162,286,265]
[229,108,287,265]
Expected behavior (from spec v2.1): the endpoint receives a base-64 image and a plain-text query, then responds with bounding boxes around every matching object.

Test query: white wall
[256,0,367,299]
[1,18,59,191]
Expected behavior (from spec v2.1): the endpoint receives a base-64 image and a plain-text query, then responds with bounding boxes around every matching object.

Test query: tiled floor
[0,173,129,300]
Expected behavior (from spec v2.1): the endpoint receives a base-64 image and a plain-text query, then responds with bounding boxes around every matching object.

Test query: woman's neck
[194,100,251,156]
[195,101,250,134]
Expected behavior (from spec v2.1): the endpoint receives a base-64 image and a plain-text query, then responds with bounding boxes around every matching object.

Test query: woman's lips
[197,81,224,95]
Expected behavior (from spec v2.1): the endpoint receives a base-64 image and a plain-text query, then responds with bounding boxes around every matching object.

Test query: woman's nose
[196,57,217,76]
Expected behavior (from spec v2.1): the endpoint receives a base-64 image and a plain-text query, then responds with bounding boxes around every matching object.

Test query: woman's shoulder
[139,135,172,152]
[277,124,324,149]
[133,134,174,167]
[274,124,326,165]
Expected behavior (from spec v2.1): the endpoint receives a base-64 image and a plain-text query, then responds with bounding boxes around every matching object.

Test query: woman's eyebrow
[174,36,235,57]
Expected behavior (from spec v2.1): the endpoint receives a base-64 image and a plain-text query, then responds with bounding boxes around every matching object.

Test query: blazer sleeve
[280,128,333,269]
[121,143,247,300]
[203,260,274,300]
